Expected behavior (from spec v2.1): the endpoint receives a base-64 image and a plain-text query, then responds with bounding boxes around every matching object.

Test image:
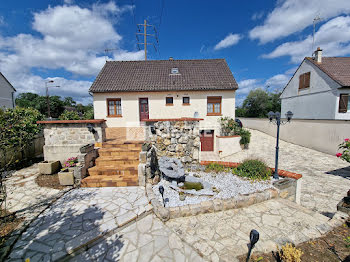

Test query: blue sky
[1,0,350,105]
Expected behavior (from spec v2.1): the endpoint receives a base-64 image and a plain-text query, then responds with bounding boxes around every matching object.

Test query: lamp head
[249,229,260,246]
[159,185,164,196]
[285,111,293,122]
[267,111,275,121]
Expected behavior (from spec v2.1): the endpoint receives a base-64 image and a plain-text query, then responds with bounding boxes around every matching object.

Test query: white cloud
[64,0,74,4]
[214,33,241,50]
[251,11,264,21]
[262,16,350,63]
[249,0,350,43]
[0,2,143,104]
[237,79,262,95]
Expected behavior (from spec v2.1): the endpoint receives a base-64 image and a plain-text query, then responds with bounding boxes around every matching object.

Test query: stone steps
[82,140,143,187]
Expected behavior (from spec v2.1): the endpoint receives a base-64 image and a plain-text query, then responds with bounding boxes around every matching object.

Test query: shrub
[278,243,303,262]
[337,138,350,163]
[239,128,251,145]
[59,110,80,120]
[83,107,94,120]
[234,159,271,180]
[205,162,230,173]
[219,117,241,136]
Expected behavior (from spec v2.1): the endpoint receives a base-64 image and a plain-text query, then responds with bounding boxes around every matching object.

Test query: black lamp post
[268,111,293,179]
[159,185,165,207]
[246,229,260,262]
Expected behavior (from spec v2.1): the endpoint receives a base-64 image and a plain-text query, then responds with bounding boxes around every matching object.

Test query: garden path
[5,187,152,261]
[223,129,350,217]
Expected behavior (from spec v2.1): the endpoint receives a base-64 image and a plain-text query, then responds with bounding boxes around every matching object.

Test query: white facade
[281,59,348,120]
[0,73,15,109]
[93,90,235,129]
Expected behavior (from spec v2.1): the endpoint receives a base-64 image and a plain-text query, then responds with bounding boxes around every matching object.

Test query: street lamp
[45,80,60,119]
[268,111,293,179]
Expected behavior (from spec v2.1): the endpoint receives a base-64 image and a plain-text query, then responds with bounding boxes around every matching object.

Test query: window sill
[298,87,310,90]
[107,115,122,118]
[182,103,190,106]
[166,104,174,106]
[207,113,222,116]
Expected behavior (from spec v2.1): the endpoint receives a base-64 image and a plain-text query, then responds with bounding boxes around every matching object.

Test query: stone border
[146,161,303,221]
[146,183,279,222]
[37,119,106,124]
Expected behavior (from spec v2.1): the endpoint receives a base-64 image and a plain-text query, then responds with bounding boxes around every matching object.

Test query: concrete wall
[0,133,44,169]
[93,90,236,130]
[216,136,241,158]
[43,122,106,163]
[281,59,341,120]
[240,117,350,155]
[0,74,15,109]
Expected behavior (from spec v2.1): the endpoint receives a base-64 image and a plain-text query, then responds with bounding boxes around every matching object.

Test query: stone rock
[158,157,185,181]
[167,144,176,152]
[178,135,189,144]
[152,175,160,185]
[181,156,192,163]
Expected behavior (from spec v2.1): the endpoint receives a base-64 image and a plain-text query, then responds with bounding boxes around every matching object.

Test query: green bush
[234,159,271,180]
[219,117,241,136]
[239,128,251,145]
[83,107,94,120]
[181,182,204,191]
[205,162,230,173]
[59,110,80,120]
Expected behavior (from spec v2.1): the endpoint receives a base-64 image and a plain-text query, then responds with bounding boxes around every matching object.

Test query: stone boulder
[158,156,185,182]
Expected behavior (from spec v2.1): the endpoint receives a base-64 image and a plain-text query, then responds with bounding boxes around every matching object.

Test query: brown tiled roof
[89,59,238,93]
[306,57,350,87]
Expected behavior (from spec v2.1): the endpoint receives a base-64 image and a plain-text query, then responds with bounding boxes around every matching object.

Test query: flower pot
[38,161,61,175]
[58,170,74,186]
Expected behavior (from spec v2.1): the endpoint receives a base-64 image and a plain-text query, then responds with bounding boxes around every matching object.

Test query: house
[0,72,16,109]
[281,48,350,120]
[89,58,238,152]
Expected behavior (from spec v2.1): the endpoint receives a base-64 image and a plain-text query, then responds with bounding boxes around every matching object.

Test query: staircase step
[99,150,140,157]
[81,175,139,187]
[95,159,139,167]
[88,166,138,176]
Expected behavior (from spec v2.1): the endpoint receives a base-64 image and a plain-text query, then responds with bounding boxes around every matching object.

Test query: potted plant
[58,157,78,186]
[239,128,251,149]
[38,161,61,175]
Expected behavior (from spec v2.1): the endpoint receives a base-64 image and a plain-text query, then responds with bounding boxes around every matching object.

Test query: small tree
[59,110,80,120]
[0,107,43,215]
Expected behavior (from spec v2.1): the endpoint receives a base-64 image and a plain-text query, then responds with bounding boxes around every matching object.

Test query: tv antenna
[312,14,323,55]
[104,48,117,61]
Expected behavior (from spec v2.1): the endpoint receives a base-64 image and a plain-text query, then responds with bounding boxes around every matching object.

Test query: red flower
[336,153,343,157]
[345,138,349,142]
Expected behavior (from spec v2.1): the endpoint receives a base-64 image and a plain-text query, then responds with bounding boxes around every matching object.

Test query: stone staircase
[81,140,143,187]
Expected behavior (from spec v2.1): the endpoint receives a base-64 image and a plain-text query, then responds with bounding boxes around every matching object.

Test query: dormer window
[171,68,179,74]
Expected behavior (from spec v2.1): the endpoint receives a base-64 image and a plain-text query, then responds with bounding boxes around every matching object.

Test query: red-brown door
[200,130,214,151]
[139,98,149,121]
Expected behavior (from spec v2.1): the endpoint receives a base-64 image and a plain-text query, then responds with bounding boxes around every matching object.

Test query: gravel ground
[152,171,274,207]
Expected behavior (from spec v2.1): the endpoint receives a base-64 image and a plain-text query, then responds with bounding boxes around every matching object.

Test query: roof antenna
[312,14,323,56]
[104,48,117,62]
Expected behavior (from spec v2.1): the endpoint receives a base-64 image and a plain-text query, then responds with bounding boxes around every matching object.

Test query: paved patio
[6,187,152,261]
[223,129,350,216]
[3,129,350,261]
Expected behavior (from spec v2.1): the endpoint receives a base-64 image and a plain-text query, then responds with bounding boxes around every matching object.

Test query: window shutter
[299,74,304,89]
[305,72,310,88]
[339,94,348,113]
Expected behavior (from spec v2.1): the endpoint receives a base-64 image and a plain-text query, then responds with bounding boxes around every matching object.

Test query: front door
[139,98,149,121]
[200,130,214,151]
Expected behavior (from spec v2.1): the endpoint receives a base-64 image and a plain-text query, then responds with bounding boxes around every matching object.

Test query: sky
[1,0,350,106]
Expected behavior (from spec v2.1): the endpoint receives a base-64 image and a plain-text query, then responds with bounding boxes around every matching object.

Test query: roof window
[171,68,179,74]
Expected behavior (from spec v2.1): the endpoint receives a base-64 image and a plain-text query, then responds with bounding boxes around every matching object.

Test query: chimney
[315,47,322,63]
[169,57,174,61]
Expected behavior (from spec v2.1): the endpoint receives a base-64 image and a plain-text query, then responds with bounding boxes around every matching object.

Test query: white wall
[281,59,341,119]
[0,74,15,109]
[240,117,350,155]
[93,90,236,130]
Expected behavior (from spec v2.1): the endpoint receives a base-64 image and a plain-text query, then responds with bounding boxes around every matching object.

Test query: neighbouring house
[0,72,16,109]
[90,58,238,152]
[281,47,350,120]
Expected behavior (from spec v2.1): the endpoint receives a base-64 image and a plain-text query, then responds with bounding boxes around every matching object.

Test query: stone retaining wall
[145,119,201,166]
[73,144,99,185]
[146,161,302,221]
[38,120,106,164]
